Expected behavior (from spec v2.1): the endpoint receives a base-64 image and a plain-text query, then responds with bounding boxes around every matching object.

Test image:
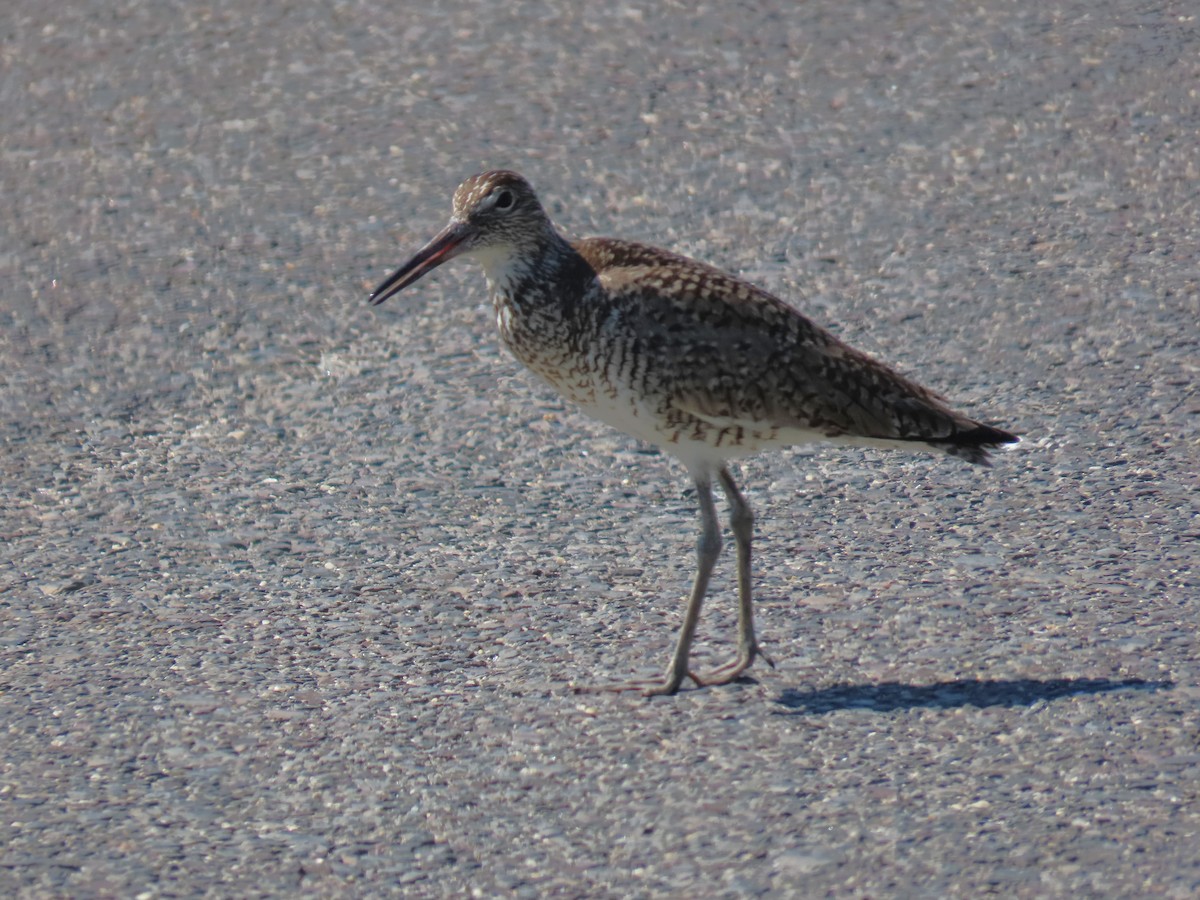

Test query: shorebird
[369,170,1017,696]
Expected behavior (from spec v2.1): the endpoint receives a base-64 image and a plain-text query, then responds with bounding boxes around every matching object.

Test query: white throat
[471,243,531,294]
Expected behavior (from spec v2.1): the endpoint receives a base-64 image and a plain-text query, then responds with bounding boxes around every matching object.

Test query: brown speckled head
[369,170,556,306]
[451,170,540,221]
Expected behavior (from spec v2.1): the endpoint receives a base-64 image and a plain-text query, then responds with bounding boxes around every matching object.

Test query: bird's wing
[575,237,979,444]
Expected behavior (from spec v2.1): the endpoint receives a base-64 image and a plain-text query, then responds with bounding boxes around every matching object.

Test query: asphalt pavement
[2,1,1198,896]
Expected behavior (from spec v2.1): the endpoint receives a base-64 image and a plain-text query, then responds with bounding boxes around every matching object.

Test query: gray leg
[690,466,774,686]
[574,468,723,696]
[644,469,722,696]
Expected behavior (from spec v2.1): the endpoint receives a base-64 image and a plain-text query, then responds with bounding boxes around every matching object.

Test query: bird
[369,170,1017,696]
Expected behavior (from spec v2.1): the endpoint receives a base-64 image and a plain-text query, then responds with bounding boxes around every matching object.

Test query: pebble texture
[2,1,1198,897]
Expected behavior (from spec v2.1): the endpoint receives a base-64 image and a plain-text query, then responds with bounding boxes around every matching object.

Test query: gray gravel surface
[3,1,1198,897]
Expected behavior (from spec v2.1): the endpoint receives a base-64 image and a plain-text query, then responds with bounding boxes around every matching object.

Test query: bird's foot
[688,643,774,687]
[571,670,694,697]
[572,647,775,695]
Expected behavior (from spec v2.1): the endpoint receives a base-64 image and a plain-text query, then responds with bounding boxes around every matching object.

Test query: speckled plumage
[370,170,1017,695]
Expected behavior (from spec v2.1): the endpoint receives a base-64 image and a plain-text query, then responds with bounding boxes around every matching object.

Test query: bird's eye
[493,189,514,210]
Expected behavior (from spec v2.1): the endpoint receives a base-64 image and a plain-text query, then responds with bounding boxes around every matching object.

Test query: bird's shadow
[774,677,1171,715]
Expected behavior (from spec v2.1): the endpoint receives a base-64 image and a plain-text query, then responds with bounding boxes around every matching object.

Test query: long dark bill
[369,221,472,306]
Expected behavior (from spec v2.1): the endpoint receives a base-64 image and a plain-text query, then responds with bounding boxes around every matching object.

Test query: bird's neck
[477,229,589,304]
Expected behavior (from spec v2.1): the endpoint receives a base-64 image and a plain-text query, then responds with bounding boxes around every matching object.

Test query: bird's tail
[928,423,1020,467]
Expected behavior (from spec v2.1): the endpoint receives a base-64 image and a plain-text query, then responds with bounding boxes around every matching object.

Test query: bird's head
[369,170,550,305]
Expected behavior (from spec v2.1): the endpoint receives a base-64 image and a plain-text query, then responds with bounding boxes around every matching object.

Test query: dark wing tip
[955,422,1020,447]
[934,422,1020,466]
